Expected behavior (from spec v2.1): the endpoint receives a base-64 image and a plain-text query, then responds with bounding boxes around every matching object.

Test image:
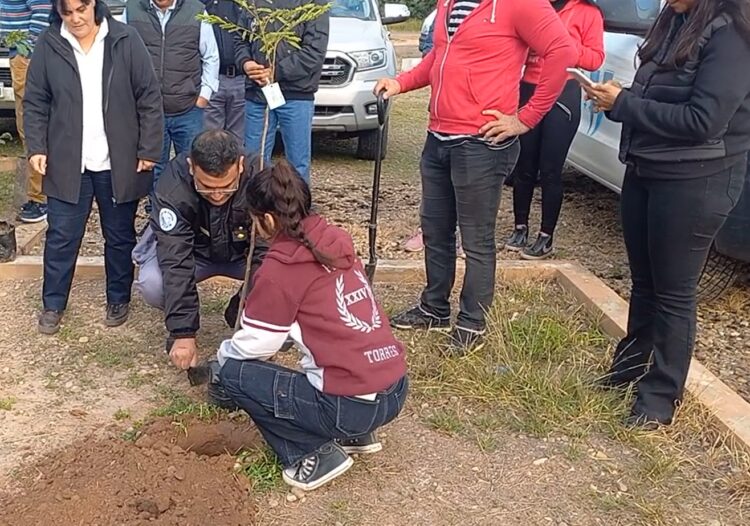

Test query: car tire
[356,124,389,161]
[697,244,745,302]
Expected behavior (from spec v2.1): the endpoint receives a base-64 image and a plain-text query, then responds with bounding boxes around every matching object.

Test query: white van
[566,0,750,299]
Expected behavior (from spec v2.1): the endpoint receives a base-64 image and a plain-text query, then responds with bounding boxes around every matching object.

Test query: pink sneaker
[403,228,424,252]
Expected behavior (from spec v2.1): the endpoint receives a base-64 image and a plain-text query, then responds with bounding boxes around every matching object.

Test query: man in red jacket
[375,0,577,352]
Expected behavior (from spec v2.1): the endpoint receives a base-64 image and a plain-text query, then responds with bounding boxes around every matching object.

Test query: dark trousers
[419,134,520,330]
[513,80,581,235]
[204,74,246,141]
[220,359,408,467]
[44,170,138,311]
[611,162,746,421]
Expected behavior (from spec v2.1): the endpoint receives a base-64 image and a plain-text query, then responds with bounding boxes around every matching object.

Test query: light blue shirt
[123,1,220,101]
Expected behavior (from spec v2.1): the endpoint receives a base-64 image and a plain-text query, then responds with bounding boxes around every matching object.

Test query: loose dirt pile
[0,417,261,526]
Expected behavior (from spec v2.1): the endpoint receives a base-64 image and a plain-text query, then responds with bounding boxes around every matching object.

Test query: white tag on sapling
[261,82,286,110]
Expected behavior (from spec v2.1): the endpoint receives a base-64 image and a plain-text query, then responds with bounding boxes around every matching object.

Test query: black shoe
[390,306,450,332]
[521,233,554,260]
[624,412,669,431]
[38,309,63,335]
[19,201,47,223]
[336,432,382,454]
[203,361,240,411]
[448,326,486,354]
[505,225,528,252]
[105,303,129,327]
[282,443,353,491]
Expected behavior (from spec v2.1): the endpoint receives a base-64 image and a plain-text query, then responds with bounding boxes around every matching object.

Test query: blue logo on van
[584,69,615,136]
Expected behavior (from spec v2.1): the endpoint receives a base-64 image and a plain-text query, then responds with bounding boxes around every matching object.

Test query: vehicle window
[329,0,376,21]
[593,0,661,35]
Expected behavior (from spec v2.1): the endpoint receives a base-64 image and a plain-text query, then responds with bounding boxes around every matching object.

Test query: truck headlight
[348,49,387,71]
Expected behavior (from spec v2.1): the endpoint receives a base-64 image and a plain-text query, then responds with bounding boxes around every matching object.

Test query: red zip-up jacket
[217,215,407,397]
[396,0,578,132]
[523,0,605,85]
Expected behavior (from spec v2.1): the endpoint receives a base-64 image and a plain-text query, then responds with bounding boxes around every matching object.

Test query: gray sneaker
[505,225,528,252]
[38,309,63,335]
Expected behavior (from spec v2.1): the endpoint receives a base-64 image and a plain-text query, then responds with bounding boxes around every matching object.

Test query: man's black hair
[50,0,110,25]
[189,130,243,177]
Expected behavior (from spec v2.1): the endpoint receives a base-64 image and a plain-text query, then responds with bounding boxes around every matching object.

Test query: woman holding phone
[586,0,750,428]
[505,0,604,259]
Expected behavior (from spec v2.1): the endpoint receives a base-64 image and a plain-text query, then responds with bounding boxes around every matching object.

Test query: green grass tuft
[235,447,283,492]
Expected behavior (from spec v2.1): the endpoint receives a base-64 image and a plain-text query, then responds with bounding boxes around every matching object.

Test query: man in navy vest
[124,0,220,201]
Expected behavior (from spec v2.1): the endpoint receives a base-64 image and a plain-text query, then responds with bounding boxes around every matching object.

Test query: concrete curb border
[1,255,748,451]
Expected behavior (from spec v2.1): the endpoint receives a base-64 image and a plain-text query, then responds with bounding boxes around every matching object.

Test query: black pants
[513,80,581,235]
[44,170,138,311]
[610,161,746,422]
[419,134,520,330]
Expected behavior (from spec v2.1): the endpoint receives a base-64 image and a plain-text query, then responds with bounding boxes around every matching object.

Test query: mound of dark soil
[0,417,262,525]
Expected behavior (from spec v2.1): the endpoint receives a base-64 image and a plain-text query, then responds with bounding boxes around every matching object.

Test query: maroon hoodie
[217,215,407,396]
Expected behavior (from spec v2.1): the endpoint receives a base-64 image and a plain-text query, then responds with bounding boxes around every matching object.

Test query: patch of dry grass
[399,278,750,525]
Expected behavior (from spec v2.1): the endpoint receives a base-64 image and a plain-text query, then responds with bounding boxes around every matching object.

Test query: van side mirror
[382,3,410,25]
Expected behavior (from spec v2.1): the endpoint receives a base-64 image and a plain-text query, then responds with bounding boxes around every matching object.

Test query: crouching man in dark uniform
[133,129,264,369]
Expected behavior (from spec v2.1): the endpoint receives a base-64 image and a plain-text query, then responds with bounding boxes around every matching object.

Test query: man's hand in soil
[373,78,401,100]
[479,110,531,143]
[243,60,271,86]
[170,337,199,370]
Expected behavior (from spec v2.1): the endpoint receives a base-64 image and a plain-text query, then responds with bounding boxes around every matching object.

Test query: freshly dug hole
[0,419,260,525]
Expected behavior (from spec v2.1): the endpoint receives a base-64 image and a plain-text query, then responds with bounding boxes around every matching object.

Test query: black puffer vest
[619,14,732,164]
[127,0,203,115]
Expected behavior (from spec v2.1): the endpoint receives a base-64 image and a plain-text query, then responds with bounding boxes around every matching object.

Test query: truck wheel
[356,124,389,161]
[697,244,744,302]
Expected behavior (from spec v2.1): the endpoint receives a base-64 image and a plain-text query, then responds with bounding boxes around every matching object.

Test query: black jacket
[127,0,204,115]
[609,14,750,177]
[202,0,240,70]
[151,153,266,338]
[234,0,329,102]
[24,18,163,204]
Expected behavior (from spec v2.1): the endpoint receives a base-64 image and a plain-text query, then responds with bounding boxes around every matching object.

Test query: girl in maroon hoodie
[213,160,409,491]
[506,0,605,259]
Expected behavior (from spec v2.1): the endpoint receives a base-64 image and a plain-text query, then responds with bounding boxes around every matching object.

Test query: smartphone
[566,68,595,88]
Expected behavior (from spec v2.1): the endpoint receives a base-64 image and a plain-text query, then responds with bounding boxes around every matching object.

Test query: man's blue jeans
[220,359,408,467]
[244,99,314,184]
[154,106,205,184]
[44,170,138,311]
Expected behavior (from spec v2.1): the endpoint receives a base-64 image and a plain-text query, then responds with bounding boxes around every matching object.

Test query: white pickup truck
[566,0,750,299]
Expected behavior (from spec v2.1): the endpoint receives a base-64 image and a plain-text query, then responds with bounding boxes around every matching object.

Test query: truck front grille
[0,69,11,85]
[314,106,354,117]
[319,56,353,86]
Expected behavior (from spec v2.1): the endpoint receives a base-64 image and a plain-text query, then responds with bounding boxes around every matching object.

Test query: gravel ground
[24,36,750,402]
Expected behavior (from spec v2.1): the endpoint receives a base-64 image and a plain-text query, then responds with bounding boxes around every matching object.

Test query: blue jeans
[244,99,314,184]
[44,170,138,311]
[220,359,408,467]
[155,106,205,184]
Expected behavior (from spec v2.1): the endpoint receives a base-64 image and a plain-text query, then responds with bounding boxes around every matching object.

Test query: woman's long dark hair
[50,0,110,26]
[639,0,750,68]
[246,160,336,267]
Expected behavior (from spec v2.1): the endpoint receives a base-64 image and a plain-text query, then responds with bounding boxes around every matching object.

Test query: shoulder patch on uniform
[159,208,178,232]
